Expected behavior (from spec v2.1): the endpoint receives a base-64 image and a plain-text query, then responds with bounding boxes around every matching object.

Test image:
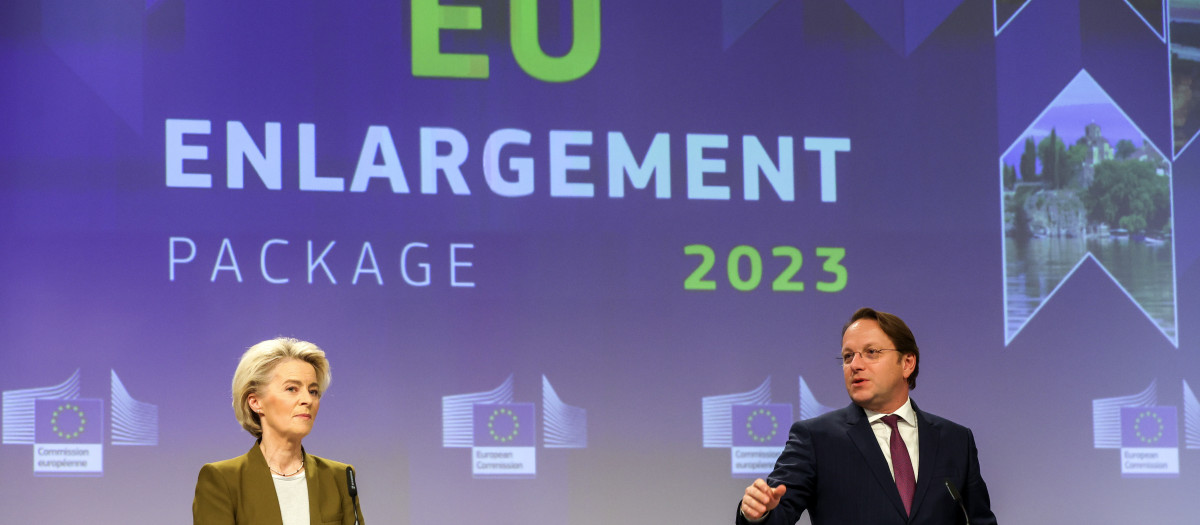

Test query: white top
[272,470,310,525]
[863,397,920,482]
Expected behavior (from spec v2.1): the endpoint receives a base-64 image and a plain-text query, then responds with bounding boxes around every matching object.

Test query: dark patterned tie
[881,414,916,515]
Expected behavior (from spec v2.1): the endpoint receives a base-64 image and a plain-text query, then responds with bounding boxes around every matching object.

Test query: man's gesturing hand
[740,478,786,520]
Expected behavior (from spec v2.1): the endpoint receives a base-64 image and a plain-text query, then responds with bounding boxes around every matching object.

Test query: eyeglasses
[837,348,897,366]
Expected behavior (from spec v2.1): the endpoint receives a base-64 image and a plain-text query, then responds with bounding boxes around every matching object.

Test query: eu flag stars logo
[730,403,791,477]
[1120,406,1179,478]
[3,369,158,477]
[704,377,824,478]
[472,403,536,478]
[34,399,104,476]
[442,375,586,478]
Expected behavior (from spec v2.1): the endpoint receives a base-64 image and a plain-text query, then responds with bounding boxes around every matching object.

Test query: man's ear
[902,353,916,378]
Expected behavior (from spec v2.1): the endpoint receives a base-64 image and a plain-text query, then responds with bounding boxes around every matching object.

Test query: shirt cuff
[740,506,769,523]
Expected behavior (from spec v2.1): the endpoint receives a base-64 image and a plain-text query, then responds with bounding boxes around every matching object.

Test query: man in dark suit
[737,308,996,524]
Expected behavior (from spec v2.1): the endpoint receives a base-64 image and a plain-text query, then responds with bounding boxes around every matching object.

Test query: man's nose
[848,352,867,368]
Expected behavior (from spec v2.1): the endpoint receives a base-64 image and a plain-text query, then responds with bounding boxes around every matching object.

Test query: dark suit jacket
[736,401,996,525]
[193,443,364,525]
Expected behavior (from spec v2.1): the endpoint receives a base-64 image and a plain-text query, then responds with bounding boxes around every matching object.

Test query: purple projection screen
[2,0,1198,522]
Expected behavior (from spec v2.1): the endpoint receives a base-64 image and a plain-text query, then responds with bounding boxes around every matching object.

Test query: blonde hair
[231,337,332,437]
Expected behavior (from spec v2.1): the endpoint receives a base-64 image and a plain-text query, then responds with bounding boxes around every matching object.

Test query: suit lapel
[247,443,285,525]
[908,402,940,520]
[304,449,321,525]
[843,404,908,519]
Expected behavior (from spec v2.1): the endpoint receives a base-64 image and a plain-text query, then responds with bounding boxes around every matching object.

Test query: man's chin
[849,392,874,408]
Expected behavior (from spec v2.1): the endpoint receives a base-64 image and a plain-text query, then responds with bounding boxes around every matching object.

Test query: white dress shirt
[863,397,919,482]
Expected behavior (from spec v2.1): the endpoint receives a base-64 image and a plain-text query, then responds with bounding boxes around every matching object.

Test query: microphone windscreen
[346,466,358,497]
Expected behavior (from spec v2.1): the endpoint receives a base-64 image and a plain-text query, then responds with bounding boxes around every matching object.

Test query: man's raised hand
[740,478,786,520]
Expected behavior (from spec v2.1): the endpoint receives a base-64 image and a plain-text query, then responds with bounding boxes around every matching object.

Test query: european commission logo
[1092,379,1200,479]
[472,403,536,478]
[33,399,104,475]
[729,404,791,477]
[1120,407,1178,478]
[702,375,834,478]
[442,375,586,479]
[2,369,159,477]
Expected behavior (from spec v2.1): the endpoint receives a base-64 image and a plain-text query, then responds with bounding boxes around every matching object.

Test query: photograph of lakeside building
[1001,71,1177,345]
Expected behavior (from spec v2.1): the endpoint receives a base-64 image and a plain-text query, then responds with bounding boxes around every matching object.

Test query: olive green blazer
[193,443,364,525]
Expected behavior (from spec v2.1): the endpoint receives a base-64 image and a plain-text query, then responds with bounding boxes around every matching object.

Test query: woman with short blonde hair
[193,337,364,524]
[231,338,332,438]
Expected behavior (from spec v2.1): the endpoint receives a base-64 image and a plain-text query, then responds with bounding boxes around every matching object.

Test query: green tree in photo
[1020,136,1038,182]
[1084,159,1170,234]
[1037,128,1073,188]
[1116,138,1137,159]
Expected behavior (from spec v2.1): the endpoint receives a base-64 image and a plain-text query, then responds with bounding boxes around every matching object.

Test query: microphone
[943,479,970,525]
[346,466,360,525]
